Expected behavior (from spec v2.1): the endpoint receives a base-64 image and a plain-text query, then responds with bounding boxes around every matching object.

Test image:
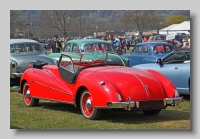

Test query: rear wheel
[143,109,161,115]
[23,82,39,107]
[80,90,102,120]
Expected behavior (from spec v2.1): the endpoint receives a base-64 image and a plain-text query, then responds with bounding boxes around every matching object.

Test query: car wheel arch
[74,86,88,107]
[20,79,28,94]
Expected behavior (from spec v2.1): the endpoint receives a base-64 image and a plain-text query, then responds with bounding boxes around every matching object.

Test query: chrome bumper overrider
[165,96,184,106]
[107,97,183,110]
[12,73,23,78]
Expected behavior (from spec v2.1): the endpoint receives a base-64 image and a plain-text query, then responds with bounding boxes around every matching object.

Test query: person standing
[148,36,154,42]
[125,37,131,50]
[187,37,190,48]
[108,34,121,54]
[50,35,62,53]
[46,38,52,50]
[142,37,148,42]
[133,35,141,45]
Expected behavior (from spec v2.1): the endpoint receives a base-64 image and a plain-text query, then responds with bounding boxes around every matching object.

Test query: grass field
[10,87,190,130]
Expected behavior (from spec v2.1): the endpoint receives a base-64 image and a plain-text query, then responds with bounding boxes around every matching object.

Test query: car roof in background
[10,39,38,44]
[67,39,110,45]
[135,42,171,46]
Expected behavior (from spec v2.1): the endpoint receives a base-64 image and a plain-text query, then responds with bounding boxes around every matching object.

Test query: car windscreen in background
[10,43,43,53]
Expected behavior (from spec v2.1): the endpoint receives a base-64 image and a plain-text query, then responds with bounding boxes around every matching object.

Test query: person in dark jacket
[50,35,62,53]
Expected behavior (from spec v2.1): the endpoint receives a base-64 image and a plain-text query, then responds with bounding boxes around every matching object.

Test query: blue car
[132,49,190,95]
[121,42,174,66]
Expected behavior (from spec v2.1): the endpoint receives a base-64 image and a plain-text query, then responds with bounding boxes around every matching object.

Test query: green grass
[10,87,190,130]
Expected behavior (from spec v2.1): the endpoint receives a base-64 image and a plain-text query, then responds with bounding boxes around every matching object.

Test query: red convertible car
[19,52,183,120]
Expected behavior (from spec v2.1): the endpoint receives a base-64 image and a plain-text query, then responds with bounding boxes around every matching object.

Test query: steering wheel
[91,60,105,65]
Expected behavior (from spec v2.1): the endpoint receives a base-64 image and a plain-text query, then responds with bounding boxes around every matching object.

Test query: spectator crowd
[43,33,190,55]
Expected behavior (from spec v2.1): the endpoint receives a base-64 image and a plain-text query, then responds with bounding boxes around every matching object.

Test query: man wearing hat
[50,35,62,53]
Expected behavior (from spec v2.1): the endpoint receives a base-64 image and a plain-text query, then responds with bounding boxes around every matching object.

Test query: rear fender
[75,73,120,107]
[145,69,177,98]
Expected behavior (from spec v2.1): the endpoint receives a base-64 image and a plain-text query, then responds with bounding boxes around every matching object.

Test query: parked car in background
[19,52,183,120]
[132,49,190,95]
[149,34,167,41]
[121,42,173,67]
[37,39,47,43]
[48,39,129,66]
[10,39,57,86]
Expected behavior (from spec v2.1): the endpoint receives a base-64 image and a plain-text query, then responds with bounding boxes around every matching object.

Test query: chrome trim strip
[31,80,72,96]
[132,74,149,97]
[12,73,23,78]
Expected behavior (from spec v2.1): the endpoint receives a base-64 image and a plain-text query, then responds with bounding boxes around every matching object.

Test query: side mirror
[156,58,162,64]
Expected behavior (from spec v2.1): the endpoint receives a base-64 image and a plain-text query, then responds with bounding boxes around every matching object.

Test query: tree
[10,10,25,37]
[41,10,78,38]
[165,15,187,26]
[120,12,131,31]
[73,10,89,37]
[125,10,155,36]
[148,14,165,34]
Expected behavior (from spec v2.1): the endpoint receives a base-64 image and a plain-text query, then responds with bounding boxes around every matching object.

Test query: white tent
[160,24,179,31]
[169,21,190,31]
[159,21,190,35]
[159,24,178,34]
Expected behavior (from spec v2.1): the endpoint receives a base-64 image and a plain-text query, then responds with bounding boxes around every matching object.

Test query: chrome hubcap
[85,98,92,110]
[26,90,30,98]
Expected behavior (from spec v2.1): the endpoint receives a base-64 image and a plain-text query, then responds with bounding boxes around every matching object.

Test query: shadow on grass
[181,95,190,101]
[38,102,190,124]
[10,125,23,129]
[100,109,190,124]
[38,102,81,115]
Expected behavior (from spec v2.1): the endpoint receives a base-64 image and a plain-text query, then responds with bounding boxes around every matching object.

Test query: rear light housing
[11,62,15,68]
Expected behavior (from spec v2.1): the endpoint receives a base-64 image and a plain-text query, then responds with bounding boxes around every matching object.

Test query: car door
[152,63,183,87]
[141,45,155,64]
[49,54,74,103]
[129,45,143,66]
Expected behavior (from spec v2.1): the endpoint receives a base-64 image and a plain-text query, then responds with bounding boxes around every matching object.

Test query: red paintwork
[19,63,177,108]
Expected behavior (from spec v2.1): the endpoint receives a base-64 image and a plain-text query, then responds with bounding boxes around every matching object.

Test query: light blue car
[132,49,190,95]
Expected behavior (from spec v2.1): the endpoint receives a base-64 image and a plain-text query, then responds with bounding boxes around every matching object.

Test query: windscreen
[10,43,43,53]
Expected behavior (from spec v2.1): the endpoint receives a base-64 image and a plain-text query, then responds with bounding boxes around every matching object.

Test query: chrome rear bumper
[165,96,184,106]
[107,97,184,110]
[12,73,23,78]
